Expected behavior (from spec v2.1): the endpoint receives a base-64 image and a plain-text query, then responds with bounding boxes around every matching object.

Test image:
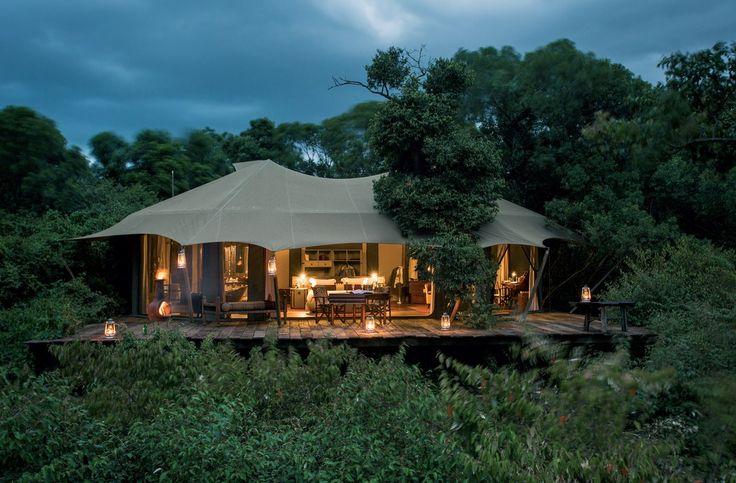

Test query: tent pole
[274,275,281,325]
[183,259,193,324]
[519,248,549,323]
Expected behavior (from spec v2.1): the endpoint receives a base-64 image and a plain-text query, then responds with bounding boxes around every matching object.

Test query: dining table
[328,290,388,325]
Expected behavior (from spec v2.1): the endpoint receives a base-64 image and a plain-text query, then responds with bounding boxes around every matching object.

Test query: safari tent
[81,160,578,318]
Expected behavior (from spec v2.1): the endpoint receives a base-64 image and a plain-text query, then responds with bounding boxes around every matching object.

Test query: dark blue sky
[1,0,733,149]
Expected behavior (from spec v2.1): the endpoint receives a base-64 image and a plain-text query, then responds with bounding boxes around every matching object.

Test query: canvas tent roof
[81,160,578,250]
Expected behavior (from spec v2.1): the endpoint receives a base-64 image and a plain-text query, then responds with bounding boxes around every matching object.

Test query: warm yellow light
[511,271,517,281]
[267,254,277,275]
[362,278,368,287]
[581,285,592,302]
[177,248,186,269]
[155,268,168,281]
[104,318,117,338]
[365,315,375,332]
[371,272,378,281]
[309,277,317,288]
[158,301,171,317]
[440,312,451,331]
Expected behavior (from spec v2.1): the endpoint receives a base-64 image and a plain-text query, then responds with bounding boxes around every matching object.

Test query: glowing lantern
[267,254,277,275]
[511,271,517,281]
[365,315,375,332]
[362,278,368,288]
[581,285,592,302]
[104,318,117,338]
[155,268,168,281]
[299,273,306,288]
[309,277,317,288]
[158,300,171,317]
[440,312,451,331]
[371,272,378,288]
[177,248,186,269]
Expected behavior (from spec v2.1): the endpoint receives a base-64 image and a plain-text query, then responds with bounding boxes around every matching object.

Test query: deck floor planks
[29,312,653,348]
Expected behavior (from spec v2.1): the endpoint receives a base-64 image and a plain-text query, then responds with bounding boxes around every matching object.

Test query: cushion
[221,301,266,312]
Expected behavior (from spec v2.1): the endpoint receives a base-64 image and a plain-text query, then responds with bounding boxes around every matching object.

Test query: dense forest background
[1,40,735,480]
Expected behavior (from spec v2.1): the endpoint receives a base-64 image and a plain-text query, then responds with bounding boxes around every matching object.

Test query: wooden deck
[26,312,655,370]
[29,312,652,347]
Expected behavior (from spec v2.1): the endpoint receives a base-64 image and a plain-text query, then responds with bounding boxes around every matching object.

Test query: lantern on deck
[158,300,171,317]
[365,315,375,332]
[104,318,117,338]
[581,285,592,302]
[267,254,277,276]
[298,273,307,288]
[440,312,451,331]
[177,248,186,269]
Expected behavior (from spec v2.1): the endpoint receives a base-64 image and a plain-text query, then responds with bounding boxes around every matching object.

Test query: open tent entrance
[491,244,540,311]
[136,236,434,319]
[268,243,433,318]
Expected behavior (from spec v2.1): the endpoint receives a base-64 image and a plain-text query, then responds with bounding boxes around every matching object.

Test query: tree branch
[329,76,394,100]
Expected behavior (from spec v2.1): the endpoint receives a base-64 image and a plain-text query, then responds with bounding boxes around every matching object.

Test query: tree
[89,131,129,182]
[0,106,92,212]
[335,48,504,316]
[457,40,649,212]
[319,101,384,177]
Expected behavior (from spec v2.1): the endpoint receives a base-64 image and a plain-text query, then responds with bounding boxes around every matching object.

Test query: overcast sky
[1,0,733,149]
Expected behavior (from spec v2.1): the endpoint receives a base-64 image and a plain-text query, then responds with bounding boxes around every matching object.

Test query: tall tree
[335,47,504,315]
[0,106,92,212]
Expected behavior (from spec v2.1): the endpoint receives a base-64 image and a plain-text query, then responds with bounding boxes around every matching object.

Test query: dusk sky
[1,0,733,149]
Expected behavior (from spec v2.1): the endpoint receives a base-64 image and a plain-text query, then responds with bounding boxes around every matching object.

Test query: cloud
[1,0,734,148]
[309,0,419,43]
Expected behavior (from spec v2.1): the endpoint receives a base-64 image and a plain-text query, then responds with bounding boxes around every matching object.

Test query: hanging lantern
[155,268,168,281]
[104,318,117,338]
[581,285,592,302]
[365,315,375,332]
[440,312,451,331]
[177,248,186,269]
[267,254,277,275]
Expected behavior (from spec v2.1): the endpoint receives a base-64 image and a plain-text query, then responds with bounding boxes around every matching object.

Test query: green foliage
[659,41,736,127]
[0,106,93,213]
[0,335,697,481]
[1,336,462,481]
[319,101,384,177]
[439,343,682,480]
[606,237,736,380]
[347,47,505,312]
[410,233,495,305]
[0,279,113,370]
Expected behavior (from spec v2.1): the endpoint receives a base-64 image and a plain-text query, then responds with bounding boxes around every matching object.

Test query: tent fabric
[80,159,579,250]
[476,199,580,248]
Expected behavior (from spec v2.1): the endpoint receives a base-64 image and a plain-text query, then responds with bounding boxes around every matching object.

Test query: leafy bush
[0,279,113,370]
[0,333,696,481]
[606,237,736,379]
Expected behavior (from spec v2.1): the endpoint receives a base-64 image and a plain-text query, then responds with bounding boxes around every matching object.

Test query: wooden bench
[202,297,278,323]
[569,300,635,332]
